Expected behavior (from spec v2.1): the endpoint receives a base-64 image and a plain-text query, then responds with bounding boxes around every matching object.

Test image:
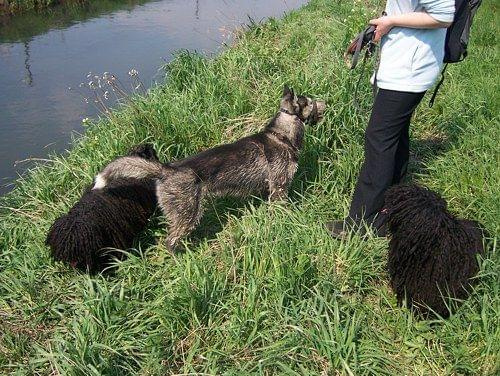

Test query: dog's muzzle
[307,100,325,124]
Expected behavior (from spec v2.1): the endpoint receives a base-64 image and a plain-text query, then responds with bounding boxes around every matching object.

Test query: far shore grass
[0,0,148,43]
[0,0,88,15]
[1,0,498,374]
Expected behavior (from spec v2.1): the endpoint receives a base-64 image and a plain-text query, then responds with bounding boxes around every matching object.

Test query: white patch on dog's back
[93,174,107,190]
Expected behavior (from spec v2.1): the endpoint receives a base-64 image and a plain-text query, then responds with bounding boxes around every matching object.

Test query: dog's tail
[93,156,170,190]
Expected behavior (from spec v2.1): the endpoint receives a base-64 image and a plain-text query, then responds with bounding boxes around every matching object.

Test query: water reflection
[22,41,33,86]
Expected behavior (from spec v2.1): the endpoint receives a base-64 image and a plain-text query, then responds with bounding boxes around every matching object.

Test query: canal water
[0,0,307,195]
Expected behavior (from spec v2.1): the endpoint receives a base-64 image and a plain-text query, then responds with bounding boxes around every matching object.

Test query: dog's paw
[164,237,180,255]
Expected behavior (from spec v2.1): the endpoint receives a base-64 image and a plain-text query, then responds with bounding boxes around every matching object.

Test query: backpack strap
[429,63,449,108]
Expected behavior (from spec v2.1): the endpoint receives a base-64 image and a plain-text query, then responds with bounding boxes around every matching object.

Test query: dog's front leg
[268,177,290,202]
[269,185,288,202]
[267,160,296,202]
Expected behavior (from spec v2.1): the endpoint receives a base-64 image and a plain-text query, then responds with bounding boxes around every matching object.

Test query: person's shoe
[372,210,389,238]
[326,219,387,239]
[373,222,388,238]
[325,220,347,239]
[325,220,361,239]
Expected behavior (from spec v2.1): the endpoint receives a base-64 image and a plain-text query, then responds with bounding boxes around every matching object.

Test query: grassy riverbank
[0,0,87,16]
[1,0,498,374]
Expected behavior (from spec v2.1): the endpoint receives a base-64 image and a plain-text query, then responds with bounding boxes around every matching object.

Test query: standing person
[327,0,456,238]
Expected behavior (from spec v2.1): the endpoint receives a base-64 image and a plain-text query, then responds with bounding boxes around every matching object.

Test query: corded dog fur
[384,184,485,318]
[46,144,159,273]
[93,86,326,251]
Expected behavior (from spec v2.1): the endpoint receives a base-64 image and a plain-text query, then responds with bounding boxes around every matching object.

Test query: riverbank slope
[1,0,498,374]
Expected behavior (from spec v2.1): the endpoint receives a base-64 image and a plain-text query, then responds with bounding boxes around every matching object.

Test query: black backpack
[430,0,482,106]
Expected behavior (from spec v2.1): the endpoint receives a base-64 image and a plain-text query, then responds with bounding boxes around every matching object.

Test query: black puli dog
[384,184,485,318]
[46,144,159,273]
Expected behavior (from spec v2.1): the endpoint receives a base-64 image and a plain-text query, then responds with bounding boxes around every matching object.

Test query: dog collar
[281,102,319,123]
[280,108,296,116]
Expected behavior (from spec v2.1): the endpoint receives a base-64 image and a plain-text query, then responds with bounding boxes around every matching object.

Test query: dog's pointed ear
[281,85,297,112]
[128,143,159,161]
[282,85,294,99]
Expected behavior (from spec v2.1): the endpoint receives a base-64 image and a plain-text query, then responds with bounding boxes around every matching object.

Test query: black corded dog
[384,184,485,318]
[46,144,158,273]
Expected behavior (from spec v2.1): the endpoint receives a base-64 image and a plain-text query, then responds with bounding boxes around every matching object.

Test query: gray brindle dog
[94,86,326,250]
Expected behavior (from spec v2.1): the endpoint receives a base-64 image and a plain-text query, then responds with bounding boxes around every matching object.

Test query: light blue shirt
[374,0,455,92]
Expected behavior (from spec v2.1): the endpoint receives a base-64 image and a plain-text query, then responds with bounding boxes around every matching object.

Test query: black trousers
[348,88,426,226]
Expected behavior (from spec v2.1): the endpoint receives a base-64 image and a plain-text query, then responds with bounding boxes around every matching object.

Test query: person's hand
[369,16,394,42]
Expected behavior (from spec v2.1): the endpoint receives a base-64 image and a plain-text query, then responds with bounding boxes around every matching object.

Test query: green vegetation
[0,0,147,42]
[0,0,85,15]
[0,0,498,374]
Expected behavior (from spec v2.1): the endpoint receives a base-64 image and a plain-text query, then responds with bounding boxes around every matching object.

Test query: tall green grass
[1,0,498,374]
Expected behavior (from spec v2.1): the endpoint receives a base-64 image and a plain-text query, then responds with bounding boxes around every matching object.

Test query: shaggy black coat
[46,145,158,273]
[384,184,485,318]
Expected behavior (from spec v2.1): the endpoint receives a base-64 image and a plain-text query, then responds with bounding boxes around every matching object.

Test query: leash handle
[349,11,387,110]
[350,30,367,69]
[346,25,376,69]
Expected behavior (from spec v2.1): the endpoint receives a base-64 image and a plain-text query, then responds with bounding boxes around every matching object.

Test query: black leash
[429,63,448,107]
[346,12,386,111]
[352,42,377,111]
